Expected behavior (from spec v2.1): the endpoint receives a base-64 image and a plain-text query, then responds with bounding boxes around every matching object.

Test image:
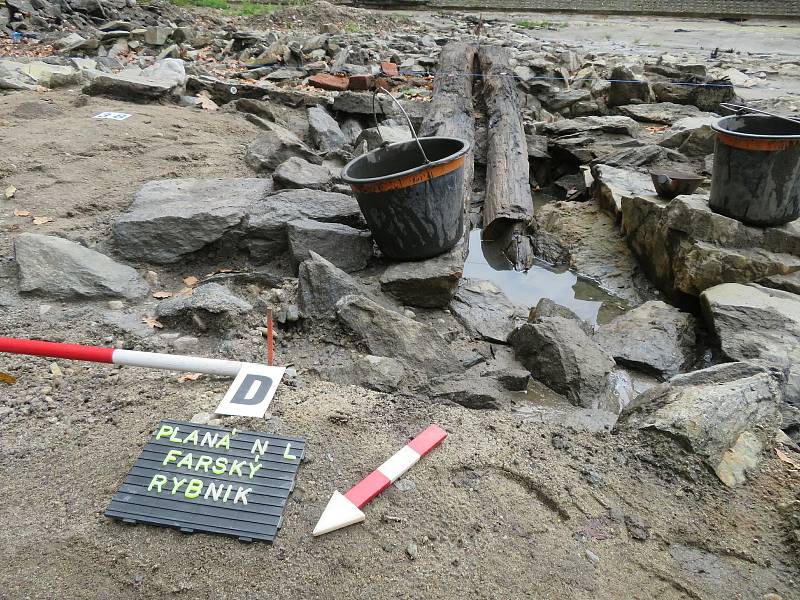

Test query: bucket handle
[372,85,432,165]
[720,103,800,125]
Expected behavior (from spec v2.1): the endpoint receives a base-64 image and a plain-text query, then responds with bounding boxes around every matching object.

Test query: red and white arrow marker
[313,424,448,536]
[0,337,244,377]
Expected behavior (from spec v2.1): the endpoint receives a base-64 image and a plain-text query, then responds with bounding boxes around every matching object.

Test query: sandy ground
[1,13,800,598]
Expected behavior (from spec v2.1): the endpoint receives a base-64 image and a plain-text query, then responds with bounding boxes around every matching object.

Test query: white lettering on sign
[214,364,285,418]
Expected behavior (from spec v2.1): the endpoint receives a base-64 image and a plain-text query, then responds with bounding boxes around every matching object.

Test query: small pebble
[405,541,418,560]
[108,300,124,310]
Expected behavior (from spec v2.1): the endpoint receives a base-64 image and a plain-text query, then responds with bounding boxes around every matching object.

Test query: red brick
[380,62,399,77]
[308,73,349,91]
[348,74,374,91]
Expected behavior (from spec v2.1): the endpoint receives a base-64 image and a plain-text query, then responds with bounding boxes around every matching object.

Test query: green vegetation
[514,19,566,30]
[343,19,360,33]
[170,0,278,16]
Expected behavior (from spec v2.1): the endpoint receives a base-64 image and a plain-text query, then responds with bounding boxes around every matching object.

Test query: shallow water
[463,229,628,326]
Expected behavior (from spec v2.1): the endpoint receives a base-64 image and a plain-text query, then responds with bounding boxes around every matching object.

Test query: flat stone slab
[114,178,272,264]
[287,218,372,273]
[594,300,697,379]
[616,102,706,125]
[84,73,175,100]
[450,278,526,343]
[591,164,655,218]
[379,242,465,308]
[15,233,148,300]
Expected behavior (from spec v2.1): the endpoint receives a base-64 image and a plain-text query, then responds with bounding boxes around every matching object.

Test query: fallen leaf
[183,276,199,287]
[4,185,16,199]
[176,287,194,297]
[178,372,202,382]
[0,372,16,385]
[32,216,53,225]
[776,448,800,470]
[152,291,173,299]
[13,209,30,217]
[142,316,164,329]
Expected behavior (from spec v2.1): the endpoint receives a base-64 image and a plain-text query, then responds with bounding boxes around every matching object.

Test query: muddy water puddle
[463,228,628,326]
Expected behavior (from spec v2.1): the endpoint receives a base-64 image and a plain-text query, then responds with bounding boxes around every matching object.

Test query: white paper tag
[214,363,285,418]
[93,112,132,121]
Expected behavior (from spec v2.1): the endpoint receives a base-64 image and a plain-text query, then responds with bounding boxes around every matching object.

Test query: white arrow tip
[313,490,365,536]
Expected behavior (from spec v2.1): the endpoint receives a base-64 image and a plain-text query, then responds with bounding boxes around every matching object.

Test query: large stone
[307,106,347,152]
[621,194,800,298]
[335,294,460,375]
[244,189,363,257]
[297,251,373,318]
[15,234,147,300]
[701,283,800,405]
[658,116,717,157]
[379,243,464,308]
[273,157,333,191]
[432,377,509,410]
[154,283,252,324]
[245,122,321,172]
[140,58,186,87]
[83,73,174,101]
[607,63,653,107]
[597,144,684,170]
[594,301,696,378]
[450,278,526,343]
[354,124,412,151]
[114,178,271,263]
[673,240,800,296]
[509,317,618,410]
[287,219,372,273]
[317,354,406,393]
[541,115,639,138]
[591,164,655,218]
[623,362,782,486]
[0,63,38,91]
[616,102,705,125]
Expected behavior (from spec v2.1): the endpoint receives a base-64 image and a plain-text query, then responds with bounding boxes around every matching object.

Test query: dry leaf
[183,276,199,287]
[178,372,202,382]
[13,209,30,217]
[0,372,16,385]
[176,287,194,297]
[776,448,800,470]
[142,316,164,329]
[4,185,16,199]
[152,291,173,299]
[32,216,53,225]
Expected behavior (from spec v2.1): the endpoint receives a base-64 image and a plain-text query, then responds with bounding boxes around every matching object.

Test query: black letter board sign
[105,419,305,543]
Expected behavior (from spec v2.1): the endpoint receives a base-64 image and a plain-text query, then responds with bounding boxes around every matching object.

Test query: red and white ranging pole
[313,424,448,536]
[0,337,245,377]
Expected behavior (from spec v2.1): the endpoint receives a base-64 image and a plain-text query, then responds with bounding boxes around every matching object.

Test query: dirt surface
[2,6,800,597]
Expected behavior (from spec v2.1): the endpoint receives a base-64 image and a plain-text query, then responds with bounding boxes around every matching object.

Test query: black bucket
[341,136,470,260]
[710,114,800,226]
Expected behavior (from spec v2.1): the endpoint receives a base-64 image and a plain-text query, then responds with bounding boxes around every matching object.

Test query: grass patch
[515,19,566,30]
[169,0,278,16]
[343,19,360,33]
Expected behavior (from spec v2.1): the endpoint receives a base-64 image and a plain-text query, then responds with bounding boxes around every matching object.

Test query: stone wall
[355,0,800,18]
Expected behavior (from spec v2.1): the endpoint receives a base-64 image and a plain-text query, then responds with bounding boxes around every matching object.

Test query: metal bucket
[710,113,800,226]
[341,88,469,260]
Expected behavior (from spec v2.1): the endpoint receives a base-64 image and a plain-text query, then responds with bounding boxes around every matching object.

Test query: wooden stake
[267,309,274,367]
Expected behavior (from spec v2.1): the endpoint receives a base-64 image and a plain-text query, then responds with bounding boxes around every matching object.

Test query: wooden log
[478,44,535,268]
[421,41,478,258]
